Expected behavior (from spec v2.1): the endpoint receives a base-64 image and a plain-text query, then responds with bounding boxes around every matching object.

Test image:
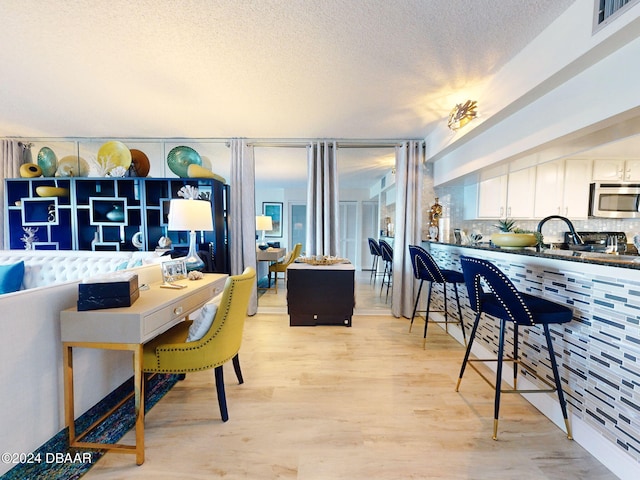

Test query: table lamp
[255,215,273,250]
[168,199,213,271]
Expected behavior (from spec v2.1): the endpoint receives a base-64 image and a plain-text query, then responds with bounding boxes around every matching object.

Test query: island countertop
[422,241,640,477]
[422,240,640,270]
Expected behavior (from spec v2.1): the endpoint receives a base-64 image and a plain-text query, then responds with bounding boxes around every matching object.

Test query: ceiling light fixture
[447,100,478,131]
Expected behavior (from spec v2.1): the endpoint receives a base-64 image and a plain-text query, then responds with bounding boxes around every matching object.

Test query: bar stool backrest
[379,240,393,263]
[460,255,535,326]
[408,245,446,283]
[368,238,382,256]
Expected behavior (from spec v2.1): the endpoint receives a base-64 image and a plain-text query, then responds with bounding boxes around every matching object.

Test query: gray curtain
[391,140,425,318]
[229,138,258,315]
[1,140,23,248]
[306,141,339,256]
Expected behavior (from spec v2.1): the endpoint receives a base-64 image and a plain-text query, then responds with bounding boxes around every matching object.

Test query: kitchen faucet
[536,215,584,252]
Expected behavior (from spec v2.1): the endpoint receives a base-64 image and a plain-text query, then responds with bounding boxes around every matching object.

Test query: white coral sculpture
[177,185,199,199]
[21,227,39,249]
[87,153,119,177]
[107,166,128,177]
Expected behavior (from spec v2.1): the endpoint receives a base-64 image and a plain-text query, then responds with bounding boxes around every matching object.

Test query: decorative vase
[20,163,42,178]
[167,146,202,178]
[106,204,125,222]
[37,147,58,176]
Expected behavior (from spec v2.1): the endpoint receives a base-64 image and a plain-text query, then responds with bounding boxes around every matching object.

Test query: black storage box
[78,273,139,311]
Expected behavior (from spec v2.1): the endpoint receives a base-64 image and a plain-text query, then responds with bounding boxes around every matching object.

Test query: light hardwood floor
[84,272,616,479]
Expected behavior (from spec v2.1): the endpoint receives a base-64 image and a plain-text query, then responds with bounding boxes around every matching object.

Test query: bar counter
[437,241,640,270]
[422,241,639,479]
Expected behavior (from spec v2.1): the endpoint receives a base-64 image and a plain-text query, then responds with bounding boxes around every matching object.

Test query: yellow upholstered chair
[268,243,302,292]
[143,267,256,422]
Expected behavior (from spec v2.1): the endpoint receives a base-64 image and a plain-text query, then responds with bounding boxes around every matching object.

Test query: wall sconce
[447,100,478,131]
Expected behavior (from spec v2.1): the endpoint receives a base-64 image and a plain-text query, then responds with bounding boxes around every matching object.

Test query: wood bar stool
[408,245,466,347]
[457,255,573,440]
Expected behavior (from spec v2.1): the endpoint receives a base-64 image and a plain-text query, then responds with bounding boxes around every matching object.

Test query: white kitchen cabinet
[592,159,640,181]
[534,159,591,219]
[477,175,507,218]
[476,169,535,219]
[534,161,565,218]
[506,168,536,218]
[562,159,592,218]
[624,159,640,181]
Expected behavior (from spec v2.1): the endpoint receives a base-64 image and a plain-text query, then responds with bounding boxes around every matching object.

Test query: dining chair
[457,255,573,440]
[408,244,466,347]
[269,243,302,292]
[143,267,256,422]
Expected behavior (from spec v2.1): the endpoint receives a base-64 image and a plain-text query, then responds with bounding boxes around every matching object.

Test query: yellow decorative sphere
[20,163,43,178]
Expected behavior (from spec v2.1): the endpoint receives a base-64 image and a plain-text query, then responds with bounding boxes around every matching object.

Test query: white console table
[60,273,227,465]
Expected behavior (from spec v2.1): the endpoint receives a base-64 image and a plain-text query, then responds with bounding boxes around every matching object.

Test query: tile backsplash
[429,184,640,248]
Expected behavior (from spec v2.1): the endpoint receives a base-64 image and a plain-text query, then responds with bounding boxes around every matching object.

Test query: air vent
[594,0,639,31]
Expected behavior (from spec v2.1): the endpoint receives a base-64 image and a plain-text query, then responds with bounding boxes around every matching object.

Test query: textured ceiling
[0,0,576,186]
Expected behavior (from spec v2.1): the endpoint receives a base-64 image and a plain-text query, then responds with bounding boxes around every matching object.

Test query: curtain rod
[248,139,423,148]
[5,136,424,149]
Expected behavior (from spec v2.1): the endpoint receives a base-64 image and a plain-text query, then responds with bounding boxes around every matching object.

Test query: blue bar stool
[367,238,383,285]
[408,245,467,347]
[457,255,573,440]
[378,239,393,302]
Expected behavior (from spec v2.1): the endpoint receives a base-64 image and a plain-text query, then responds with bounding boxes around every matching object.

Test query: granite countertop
[425,241,640,270]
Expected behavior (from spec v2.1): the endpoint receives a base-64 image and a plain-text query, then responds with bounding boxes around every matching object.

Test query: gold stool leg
[565,419,573,440]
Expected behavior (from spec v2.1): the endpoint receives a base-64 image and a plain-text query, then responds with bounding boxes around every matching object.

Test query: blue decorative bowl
[167,146,202,178]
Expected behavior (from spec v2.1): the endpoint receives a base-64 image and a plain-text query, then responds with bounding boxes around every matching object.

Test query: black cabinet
[3,177,230,273]
[287,263,355,327]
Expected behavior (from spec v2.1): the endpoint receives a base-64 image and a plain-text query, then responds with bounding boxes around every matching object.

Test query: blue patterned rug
[257,275,271,298]
[1,373,180,480]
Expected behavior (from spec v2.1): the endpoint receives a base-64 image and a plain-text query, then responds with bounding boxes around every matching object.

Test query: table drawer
[143,283,222,339]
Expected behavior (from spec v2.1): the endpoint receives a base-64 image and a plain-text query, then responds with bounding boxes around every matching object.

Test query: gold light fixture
[447,100,478,131]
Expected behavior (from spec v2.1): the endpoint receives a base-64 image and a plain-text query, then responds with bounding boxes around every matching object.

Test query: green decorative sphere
[167,146,202,178]
[37,147,58,176]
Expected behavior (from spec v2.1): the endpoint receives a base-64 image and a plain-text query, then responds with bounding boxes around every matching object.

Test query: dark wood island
[286,262,355,326]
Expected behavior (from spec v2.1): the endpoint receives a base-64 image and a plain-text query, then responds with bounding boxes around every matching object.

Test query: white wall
[427,1,640,185]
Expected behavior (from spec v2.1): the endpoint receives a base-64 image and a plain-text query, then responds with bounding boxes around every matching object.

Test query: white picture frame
[161,259,187,283]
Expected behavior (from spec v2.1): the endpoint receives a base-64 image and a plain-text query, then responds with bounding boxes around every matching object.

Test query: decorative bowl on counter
[35,186,69,197]
[491,233,538,249]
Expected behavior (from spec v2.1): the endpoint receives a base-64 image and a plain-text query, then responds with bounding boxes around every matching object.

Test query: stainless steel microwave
[589,183,640,218]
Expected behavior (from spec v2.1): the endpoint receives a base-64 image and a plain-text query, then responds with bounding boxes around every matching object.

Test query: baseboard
[430,313,637,480]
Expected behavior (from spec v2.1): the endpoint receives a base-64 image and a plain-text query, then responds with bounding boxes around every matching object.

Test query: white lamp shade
[168,199,213,231]
[256,215,273,231]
